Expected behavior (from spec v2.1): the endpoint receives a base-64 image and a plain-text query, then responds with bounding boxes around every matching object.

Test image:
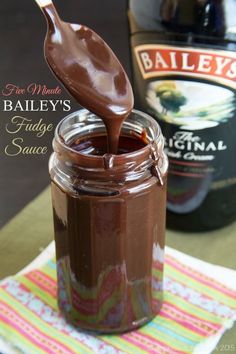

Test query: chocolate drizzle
[42,3,133,153]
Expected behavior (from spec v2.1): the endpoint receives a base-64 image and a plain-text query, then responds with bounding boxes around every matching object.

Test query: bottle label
[134,45,236,88]
[133,44,236,213]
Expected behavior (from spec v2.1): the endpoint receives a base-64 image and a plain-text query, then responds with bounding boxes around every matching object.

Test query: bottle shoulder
[128,0,236,43]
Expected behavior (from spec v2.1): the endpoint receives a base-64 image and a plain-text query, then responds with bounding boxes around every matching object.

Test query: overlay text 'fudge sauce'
[45,2,168,332]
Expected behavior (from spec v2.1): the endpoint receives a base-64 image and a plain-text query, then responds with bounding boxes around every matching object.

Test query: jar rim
[54,108,162,164]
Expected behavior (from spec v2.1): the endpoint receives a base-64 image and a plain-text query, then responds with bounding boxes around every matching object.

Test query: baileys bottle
[128,0,236,231]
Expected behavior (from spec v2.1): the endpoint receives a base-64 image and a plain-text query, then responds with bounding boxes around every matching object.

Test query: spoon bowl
[35,0,134,153]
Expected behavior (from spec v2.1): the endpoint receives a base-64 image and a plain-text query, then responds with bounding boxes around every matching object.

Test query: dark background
[0,0,130,227]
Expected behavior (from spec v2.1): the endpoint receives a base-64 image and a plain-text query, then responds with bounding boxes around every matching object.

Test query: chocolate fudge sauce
[43,1,168,333]
[50,110,167,332]
[43,3,133,153]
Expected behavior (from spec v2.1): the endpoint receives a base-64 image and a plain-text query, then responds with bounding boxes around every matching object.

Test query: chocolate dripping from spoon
[37,0,134,154]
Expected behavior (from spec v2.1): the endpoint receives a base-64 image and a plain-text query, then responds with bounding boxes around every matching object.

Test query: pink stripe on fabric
[37,270,56,284]
[160,309,212,337]
[1,313,57,354]
[27,270,56,287]
[0,301,74,354]
[163,271,224,310]
[122,333,167,354]
[25,271,57,298]
[166,257,236,300]
[153,261,164,272]
[162,301,221,331]
[123,331,186,354]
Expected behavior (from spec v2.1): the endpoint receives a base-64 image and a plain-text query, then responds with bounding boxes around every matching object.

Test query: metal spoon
[34,0,134,153]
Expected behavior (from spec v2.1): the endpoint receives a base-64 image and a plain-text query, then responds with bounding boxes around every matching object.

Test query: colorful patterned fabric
[0,247,236,354]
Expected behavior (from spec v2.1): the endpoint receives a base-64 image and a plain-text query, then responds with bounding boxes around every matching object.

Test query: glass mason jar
[49,109,168,333]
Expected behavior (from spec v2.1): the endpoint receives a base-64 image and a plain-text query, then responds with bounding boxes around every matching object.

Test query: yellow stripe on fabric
[40,262,57,280]
[0,322,45,354]
[165,292,223,325]
[39,266,57,283]
[165,263,236,308]
[16,276,57,310]
[0,289,93,354]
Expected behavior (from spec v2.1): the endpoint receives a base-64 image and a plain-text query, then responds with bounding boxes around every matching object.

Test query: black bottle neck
[129,0,236,43]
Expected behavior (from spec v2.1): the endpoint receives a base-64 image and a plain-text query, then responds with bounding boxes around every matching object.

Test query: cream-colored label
[135,44,236,89]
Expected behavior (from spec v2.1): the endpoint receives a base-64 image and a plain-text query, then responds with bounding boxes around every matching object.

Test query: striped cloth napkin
[0,243,236,354]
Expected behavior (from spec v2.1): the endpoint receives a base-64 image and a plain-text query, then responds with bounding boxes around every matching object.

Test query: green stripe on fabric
[16,276,57,310]
[156,315,204,342]
[102,333,148,354]
[0,322,45,354]
[0,290,93,354]
[165,263,236,308]
[40,263,57,280]
[140,323,192,353]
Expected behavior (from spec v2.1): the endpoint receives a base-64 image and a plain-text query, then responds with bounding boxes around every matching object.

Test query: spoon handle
[34,0,53,8]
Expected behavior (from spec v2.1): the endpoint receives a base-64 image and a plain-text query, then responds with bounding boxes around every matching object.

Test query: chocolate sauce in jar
[50,110,168,333]
[71,135,146,156]
[42,1,168,333]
